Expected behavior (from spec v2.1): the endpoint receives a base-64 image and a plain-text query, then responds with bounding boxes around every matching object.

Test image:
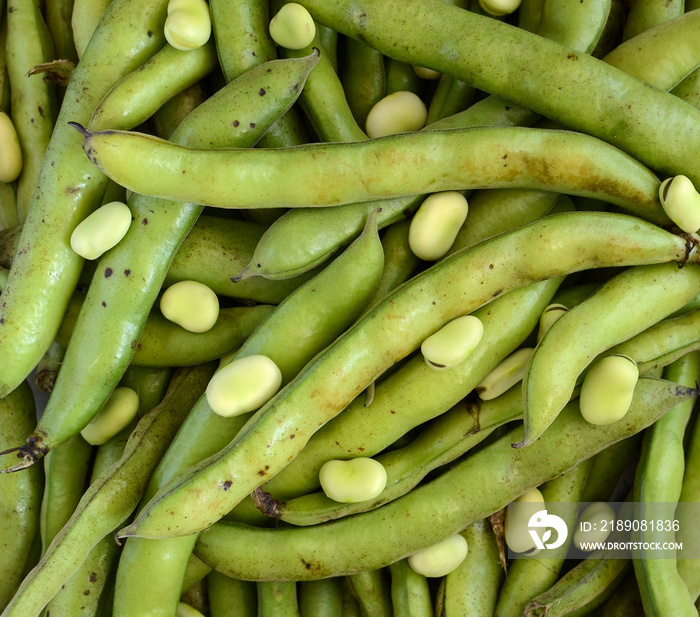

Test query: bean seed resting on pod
[479,0,523,16]
[574,502,615,550]
[365,91,428,138]
[319,458,388,503]
[413,65,441,80]
[408,533,469,577]
[70,201,132,260]
[421,315,484,370]
[160,280,219,333]
[505,487,545,554]
[659,175,700,233]
[0,111,22,183]
[408,191,469,261]
[80,387,139,446]
[164,0,212,51]
[476,347,534,401]
[178,602,205,617]
[206,355,282,418]
[269,3,316,50]
[579,355,639,425]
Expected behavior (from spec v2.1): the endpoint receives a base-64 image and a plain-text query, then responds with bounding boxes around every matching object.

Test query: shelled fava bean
[1,1,700,616]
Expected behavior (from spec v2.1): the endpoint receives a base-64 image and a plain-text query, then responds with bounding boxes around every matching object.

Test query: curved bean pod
[5,53,319,472]
[192,378,698,580]
[520,262,700,447]
[89,38,219,131]
[0,364,213,617]
[0,0,168,400]
[77,126,668,224]
[0,382,42,610]
[120,212,696,540]
[294,0,700,185]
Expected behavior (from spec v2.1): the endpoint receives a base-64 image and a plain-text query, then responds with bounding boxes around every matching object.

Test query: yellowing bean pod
[80,387,140,446]
[70,201,132,260]
[659,175,700,233]
[206,354,282,418]
[0,110,23,183]
[408,191,469,261]
[579,354,639,425]
[365,91,428,138]
[408,533,469,578]
[159,280,219,334]
[269,3,316,50]
[421,315,484,370]
[164,0,212,51]
[319,458,388,503]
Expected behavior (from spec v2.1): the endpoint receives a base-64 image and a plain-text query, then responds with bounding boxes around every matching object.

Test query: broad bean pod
[623,0,683,40]
[0,0,168,400]
[295,0,700,185]
[77,125,669,225]
[4,53,319,473]
[192,378,697,580]
[0,364,214,617]
[45,0,79,62]
[520,262,700,447]
[389,559,433,617]
[299,578,343,617]
[346,570,392,617]
[257,580,300,617]
[121,212,697,540]
[207,571,257,617]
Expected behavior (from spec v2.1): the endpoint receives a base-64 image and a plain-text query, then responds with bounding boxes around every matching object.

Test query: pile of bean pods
[1,0,700,615]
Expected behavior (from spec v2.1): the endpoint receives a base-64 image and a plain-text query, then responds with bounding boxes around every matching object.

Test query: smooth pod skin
[0,0,169,401]
[207,571,257,617]
[346,570,392,617]
[520,262,700,447]
[389,559,433,617]
[5,53,319,473]
[89,39,219,132]
[1,364,214,617]
[0,382,42,610]
[77,126,668,225]
[299,578,343,617]
[119,212,696,540]
[342,37,385,129]
[294,0,700,186]
[192,378,698,580]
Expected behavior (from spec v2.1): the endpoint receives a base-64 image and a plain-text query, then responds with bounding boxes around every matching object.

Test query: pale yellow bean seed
[659,175,700,233]
[269,3,316,50]
[70,201,132,260]
[0,111,22,183]
[80,387,140,446]
[478,0,523,16]
[206,354,282,418]
[365,91,428,138]
[536,303,569,344]
[177,603,205,617]
[505,488,545,554]
[408,191,469,261]
[164,0,212,51]
[579,355,639,425]
[408,534,469,577]
[574,502,615,550]
[421,315,483,370]
[476,347,534,401]
[319,458,388,503]
[160,280,219,333]
[412,65,441,80]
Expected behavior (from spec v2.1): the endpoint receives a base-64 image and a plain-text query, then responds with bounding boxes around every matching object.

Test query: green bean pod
[622,0,683,41]
[579,435,641,504]
[192,377,697,580]
[631,352,700,617]
[258,581,301,617]
[34,340,65,394]
[77,126,668,225]
[1,364,214,617]
[0,381,42,610]
[672,66,700,110]
[594,573,645,617]
[534,0,610,53]
[274,384,524,525]
[389,559,433,617]
[341,37,385,129]
[442,521,503,617]
[591,0,624,58]
[71,0,112,58]
[45,0,79,63]
[207,571,257,617]
[0,0,168,401]
[295,0,700,185]
[122,212,696,540]
[346,570,392,617]
[384,58,424,96]
[39,434,93,554]
[89,39,219,131]
[6,0,57,222]
[299,579,343,617]
[4,53,319,473]
[494,460,591,617]
[520,262,700,448]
